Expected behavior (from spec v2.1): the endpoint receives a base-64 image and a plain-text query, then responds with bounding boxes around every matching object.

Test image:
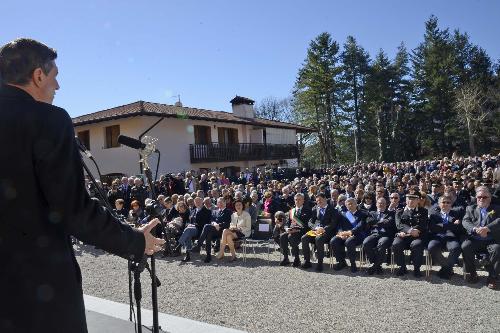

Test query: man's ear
[32,67,44,88]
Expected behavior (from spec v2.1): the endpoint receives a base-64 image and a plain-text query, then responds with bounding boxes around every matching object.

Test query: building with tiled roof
[73,96,313,177]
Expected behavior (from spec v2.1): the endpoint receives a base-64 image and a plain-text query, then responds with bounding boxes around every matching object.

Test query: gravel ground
[75,243,500,333]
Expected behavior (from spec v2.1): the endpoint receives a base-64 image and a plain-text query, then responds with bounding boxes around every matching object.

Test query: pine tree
[294,32,343,166]
[411,16,457,157]
[340,36,370,162]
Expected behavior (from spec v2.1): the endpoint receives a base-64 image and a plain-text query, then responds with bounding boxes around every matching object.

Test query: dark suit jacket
[190,206,212,233]
[164,207,179,222]
[0,85,145,333]
[428,209,464,239]
[212,207,232,231]
[287,205,313,234]
[366,210,396,238]
[339,209,370,237]
[308,204,342,236]
[462,204,500,242]
[119,183,132,203]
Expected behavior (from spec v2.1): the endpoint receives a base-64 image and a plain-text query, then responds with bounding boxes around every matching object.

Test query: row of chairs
[236,238,489,280]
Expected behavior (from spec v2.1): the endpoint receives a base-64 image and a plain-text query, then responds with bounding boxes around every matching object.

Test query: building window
[218,127,238,144]
[77,130,90,150]
[194,125,211,144]
[104,125,120,148]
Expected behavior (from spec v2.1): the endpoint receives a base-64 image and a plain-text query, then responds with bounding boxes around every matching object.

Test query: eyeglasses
[441,201,451,204]
[390,197,399,200]
[476,196,490,200]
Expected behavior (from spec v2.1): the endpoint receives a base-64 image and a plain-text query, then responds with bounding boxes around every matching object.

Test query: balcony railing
[189,143,299,163]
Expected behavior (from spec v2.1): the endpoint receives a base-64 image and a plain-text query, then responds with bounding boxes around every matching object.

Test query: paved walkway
[85,294,247,333]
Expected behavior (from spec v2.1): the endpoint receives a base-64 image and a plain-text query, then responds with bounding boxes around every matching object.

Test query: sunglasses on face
[477,196,490,200]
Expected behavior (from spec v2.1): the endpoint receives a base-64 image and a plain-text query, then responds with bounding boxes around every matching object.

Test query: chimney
[230,95,255,118]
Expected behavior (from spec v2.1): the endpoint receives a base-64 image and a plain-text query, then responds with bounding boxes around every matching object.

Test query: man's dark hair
[0,38,57,85]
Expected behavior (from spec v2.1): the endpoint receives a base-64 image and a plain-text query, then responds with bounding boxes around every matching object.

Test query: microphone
[118,135,146,150]
[75,137,93,158]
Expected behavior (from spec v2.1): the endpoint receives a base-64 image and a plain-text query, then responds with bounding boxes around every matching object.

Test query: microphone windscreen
[117,135,146,150]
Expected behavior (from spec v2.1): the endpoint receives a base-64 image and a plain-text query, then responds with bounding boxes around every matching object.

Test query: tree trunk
[376,107,384,161]
[466,118,476,156]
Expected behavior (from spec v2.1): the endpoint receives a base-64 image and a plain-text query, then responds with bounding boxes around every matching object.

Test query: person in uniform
[392,192,429,277]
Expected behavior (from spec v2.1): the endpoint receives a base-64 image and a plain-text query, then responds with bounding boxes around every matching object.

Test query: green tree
[294,32,344,166]
[340,36,370,162]
[411,15,457,157]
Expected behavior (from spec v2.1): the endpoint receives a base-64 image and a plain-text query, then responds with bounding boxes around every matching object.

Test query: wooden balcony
[189,143,299,163]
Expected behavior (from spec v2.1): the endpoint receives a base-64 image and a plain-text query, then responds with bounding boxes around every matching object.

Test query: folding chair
[391,248,432,277]
[357,244,367,270]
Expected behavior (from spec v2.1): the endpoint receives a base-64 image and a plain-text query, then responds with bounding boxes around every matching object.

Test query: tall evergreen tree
[294,32,343,166]
[411,16,457,157]
[340,36,370,162]
[364,50,394,161]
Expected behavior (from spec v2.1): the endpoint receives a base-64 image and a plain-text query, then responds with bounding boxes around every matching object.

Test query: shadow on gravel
[156,252,496,290]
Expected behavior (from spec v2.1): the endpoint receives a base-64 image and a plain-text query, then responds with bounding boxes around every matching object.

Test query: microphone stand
[75,138,163,333]
[130,146,163,333]
[142,166,161,333]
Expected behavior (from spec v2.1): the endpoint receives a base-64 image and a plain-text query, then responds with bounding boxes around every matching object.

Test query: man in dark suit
[362,197,396,275]
[177,196,212,262]
[0,38,165,333]
[301,193,341,271]
[461,186,500,289]
[278,193,312,267]
[427,195,464,279]
[119,176,132,210]
[392,192,429,277]
[193,197,232,262]
[278,186,295,213]
[330,198,369,272]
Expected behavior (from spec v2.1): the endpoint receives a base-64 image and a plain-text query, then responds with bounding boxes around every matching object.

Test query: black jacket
[366,210,396,238]
[395,206,429,237]
[0,85,145,333]
[189,206,212,234]
[163,207,179,222]
[428,209,464,239]
[339,209,370,237]
[212,208,232,231]
[287,205,313,234]
[308,204,343,236]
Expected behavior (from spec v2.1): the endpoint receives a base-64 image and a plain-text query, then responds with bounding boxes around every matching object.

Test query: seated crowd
[88,154,500,289]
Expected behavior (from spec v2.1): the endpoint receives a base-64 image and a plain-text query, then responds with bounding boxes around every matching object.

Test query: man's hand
[453,219,460,225]
[477,227,489,238]
[138,218,166,255]
[410,229,420,237]
[397,232,407,238]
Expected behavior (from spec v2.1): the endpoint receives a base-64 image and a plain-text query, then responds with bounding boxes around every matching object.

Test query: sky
[1,0,499,118]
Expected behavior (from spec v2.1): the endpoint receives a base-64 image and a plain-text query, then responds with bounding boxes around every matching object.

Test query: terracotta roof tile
[72,101,314,132]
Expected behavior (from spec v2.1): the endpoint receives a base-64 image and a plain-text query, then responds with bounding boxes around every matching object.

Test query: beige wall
[74,115,298,177]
